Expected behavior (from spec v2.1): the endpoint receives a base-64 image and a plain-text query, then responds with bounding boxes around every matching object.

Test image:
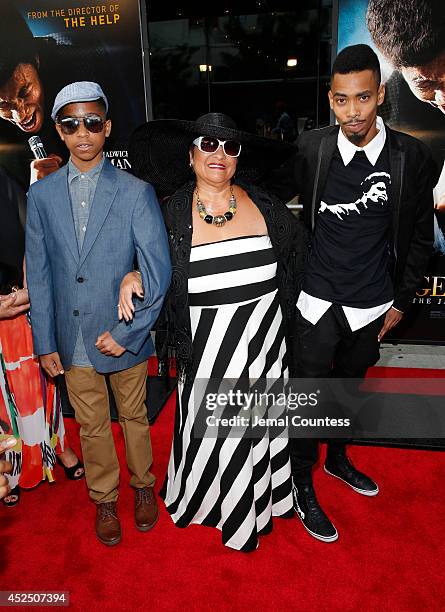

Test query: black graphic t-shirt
[304,145,393,307]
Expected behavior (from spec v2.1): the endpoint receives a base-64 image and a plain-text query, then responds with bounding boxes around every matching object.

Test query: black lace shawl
[157,179,308,380]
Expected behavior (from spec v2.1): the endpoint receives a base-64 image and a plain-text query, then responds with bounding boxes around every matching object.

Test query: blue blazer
[25,159,171,373]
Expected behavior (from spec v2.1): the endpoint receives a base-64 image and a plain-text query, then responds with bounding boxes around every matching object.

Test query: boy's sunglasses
[58,114,105,135]
[193,136,242,157]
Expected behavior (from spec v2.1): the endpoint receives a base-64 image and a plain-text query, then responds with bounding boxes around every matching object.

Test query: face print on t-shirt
[319,171,391,220]
[302,146,394,307]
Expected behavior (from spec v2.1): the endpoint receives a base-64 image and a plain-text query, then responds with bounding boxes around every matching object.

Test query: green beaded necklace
[196,185,237,228]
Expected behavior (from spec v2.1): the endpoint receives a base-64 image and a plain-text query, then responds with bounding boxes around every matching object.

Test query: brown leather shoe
[95,501,121,546]
[135,486,159,532]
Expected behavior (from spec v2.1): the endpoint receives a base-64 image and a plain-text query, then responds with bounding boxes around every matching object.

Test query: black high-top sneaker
[324,452,379,496]
[292,482,338,542]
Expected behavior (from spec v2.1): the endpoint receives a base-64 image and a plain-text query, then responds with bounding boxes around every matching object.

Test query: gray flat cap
[51,81,108,120]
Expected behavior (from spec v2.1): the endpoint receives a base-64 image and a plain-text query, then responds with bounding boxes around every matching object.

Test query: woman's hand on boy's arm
[118,271,144,322]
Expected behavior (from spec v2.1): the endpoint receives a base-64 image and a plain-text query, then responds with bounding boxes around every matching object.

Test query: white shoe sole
[324,466,379,497]
[296,512,339,542]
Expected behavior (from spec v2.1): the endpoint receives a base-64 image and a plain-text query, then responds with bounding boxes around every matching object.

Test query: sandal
[2,486,20,507]
[56,457,85,480]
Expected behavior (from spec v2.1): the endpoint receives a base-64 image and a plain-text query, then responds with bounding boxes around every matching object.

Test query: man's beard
[346,130,366,145]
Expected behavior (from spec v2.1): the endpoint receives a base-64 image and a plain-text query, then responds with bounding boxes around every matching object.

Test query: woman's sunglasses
[193,136,242,157]
[58,114,105,135]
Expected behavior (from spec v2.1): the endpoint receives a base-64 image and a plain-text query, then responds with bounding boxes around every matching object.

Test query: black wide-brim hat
[129,112,294,197]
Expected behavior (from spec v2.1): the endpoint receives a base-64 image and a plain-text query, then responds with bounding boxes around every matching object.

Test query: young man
[25,82,171,546]
[290,45,436,542]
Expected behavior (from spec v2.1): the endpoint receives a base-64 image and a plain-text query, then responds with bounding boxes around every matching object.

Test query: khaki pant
[65,361,155,503]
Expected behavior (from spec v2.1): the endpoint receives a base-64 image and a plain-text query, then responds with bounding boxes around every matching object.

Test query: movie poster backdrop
[337,0,445,343]
[0,0,147,188]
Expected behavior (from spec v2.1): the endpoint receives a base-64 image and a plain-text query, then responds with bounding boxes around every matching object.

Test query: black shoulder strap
[311,131,338,230]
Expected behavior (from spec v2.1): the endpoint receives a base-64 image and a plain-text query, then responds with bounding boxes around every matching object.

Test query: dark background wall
[144,0,334,135]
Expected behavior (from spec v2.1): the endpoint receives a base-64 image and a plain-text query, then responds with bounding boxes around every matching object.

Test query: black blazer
[157,179,309,379]
[290,124,438,312]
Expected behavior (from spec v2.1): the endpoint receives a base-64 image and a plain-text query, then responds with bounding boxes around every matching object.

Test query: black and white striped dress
[161,235,293,551]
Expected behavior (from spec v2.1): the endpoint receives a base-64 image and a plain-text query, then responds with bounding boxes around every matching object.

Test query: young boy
[25,82,171,546]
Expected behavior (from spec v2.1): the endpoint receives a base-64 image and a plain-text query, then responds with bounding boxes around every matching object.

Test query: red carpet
[367,367,445,378]
[2,380,445,611]
[363,366,445,395]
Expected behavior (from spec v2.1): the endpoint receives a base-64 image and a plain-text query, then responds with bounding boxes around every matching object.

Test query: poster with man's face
[0,0,147,187]
[338,0,445,342]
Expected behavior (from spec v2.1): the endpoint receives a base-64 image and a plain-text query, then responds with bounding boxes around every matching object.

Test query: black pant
[290,304,385,484]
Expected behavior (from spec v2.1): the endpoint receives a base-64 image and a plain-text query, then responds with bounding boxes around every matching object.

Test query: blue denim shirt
[68,157,104,366]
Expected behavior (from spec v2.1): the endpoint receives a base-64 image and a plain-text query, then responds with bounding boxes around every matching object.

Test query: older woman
[120,113,307,551]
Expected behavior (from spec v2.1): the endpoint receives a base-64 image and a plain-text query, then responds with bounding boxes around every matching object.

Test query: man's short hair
[0,51,38,89]
[0,1,37,87]
[367,0,445,69]
[332,44,381,86]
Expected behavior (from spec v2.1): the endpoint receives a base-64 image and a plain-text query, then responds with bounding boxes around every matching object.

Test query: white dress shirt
[297,116,395,332]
